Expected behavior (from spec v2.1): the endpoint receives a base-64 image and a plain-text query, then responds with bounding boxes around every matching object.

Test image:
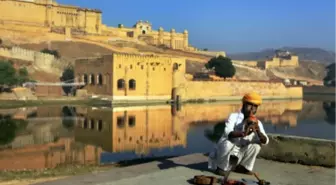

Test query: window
[97,74,103,85]
[83,74,88,84]
[129,79,136,90]
[98,120,103,131]
[128,116,136,127]
[173,63,179,71]
[83,118,88,128]
[90,119,95,129]
[117,79,125,89]
[90,74,95,84]
[117,116,125,128]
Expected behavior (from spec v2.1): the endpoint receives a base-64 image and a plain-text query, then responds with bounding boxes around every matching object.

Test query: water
[0,97,334,171]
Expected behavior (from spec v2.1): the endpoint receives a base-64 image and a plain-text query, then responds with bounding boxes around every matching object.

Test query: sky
[58,0,335,54]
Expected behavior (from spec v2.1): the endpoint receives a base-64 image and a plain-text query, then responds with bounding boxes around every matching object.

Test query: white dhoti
[208,139,261,171]
[208,112,269,172]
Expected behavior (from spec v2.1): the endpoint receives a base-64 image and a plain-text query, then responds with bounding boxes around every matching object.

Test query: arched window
[83,118,88,128]
[98,120,103,131]
[128,116,136,127]
[117,116,125,128]
[90,74,95,84]
[97,74,103,85]
[129,79,136,90]
[90,119,95,129]
[83,74,88,84]
[173,63,179,71]
[117,79,125,90]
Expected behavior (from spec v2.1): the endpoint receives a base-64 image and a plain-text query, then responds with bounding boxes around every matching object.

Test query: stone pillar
[170,28,176,49]
[158,27,164,45]
[65,27,72,40]
[183,29,188,50]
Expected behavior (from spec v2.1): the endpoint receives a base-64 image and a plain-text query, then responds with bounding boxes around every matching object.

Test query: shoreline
[0,134,334,184]
[0,96,306,109]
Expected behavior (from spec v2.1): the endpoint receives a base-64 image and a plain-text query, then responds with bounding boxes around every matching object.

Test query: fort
[74,53,303,103]
[0,0,303,101]
[0,0,199,51]
[232,50,299,69]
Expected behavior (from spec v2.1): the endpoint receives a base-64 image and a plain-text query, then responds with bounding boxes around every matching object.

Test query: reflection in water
[0,99,334,171]
[323,102,335,125]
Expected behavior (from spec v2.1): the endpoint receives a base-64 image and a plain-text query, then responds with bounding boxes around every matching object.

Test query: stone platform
[33,153,335,185]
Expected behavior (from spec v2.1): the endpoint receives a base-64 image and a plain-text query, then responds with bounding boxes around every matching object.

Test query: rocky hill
[228,47,335,64]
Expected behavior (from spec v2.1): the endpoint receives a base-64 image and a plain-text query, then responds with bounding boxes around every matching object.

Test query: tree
[0,118,17,145]
[40,48,60,58]
[205,56,236,79]
[17,67,29,85]
[0,61,18,88]
[60,66,74,95]
[323,63,335,87]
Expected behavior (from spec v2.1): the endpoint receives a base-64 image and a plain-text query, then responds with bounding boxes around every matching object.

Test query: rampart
[0,46,61,74]
[232,55,299,69]
[175,79,303,102]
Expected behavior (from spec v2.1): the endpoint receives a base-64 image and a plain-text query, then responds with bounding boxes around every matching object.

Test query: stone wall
[0,46,61,73]
[260,134,335,167]
[177,80,303,101]
[189,50,226,58]
[231,55,299,69]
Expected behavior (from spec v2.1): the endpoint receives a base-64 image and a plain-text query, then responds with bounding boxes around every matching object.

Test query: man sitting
[208,92,269,175]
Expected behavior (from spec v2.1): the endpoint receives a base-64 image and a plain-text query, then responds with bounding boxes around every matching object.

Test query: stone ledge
[259,134,335,167]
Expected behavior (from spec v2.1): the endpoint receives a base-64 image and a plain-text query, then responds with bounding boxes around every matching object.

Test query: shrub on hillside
[0,60,31,91]
[40,48,61,58]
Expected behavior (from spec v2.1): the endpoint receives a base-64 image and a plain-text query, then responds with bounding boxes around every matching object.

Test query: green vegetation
[40,48,61,58]
[0,60,31,91]
[60,66,75,95]
[0,117,17,145]
[205,56,236,79]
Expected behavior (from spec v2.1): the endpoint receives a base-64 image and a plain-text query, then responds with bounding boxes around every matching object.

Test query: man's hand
[253,124,267,144]
[246,121,267,144]
[228,131,245,139]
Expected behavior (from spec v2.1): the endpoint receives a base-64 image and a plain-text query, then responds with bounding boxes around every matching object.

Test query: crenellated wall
[0,46,61,73]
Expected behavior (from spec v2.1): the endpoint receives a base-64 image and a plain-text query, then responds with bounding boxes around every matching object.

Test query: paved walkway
[33,154,335,185]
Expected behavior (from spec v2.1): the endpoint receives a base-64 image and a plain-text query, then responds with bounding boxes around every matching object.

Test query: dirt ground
[0,177,67,185]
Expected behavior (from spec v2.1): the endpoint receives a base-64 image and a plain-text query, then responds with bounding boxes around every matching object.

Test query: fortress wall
[232,60,259,67]
[180,80,303,101]
[0,46,58,73]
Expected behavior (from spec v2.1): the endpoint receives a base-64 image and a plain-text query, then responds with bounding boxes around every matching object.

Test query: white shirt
[220,111,269,146]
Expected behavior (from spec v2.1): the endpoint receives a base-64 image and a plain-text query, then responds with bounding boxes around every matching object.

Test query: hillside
[17,41,328,83]
[228,47,335,64]
[0,27,329,83]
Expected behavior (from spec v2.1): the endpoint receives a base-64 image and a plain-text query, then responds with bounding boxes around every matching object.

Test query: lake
[0,97,334,171]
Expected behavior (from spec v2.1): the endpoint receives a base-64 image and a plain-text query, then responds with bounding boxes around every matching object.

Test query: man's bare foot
[215,167,227,176]
[234,165,254,175]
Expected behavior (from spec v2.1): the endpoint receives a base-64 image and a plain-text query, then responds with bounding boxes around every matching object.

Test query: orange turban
[242,92,262,106]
